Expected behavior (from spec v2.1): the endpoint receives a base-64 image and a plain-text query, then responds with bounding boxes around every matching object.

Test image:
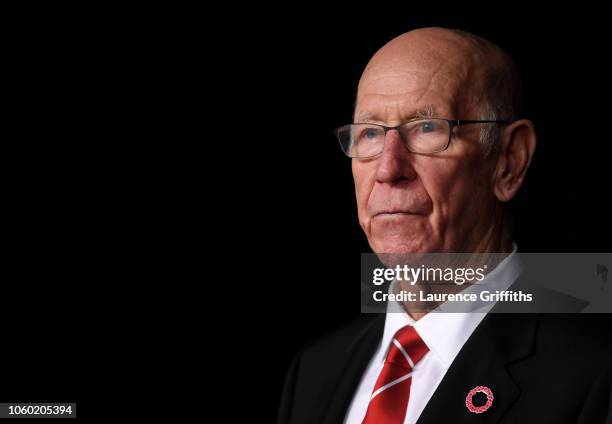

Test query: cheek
[418,156,490,224]
[416,160,456,211]
[412,159,457,229]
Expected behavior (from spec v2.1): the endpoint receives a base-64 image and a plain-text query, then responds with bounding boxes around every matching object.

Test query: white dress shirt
[344,246,521,424]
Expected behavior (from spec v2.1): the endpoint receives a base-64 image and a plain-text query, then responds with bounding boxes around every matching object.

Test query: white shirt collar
[380,244,521,366]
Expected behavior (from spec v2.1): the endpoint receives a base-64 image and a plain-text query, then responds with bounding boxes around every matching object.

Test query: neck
[464,205,512,254]
[405,217,512,321]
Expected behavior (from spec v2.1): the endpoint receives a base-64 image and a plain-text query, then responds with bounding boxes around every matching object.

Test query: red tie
[361,325,429,424]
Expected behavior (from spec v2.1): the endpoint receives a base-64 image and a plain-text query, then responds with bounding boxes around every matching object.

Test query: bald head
[357,27,521,137]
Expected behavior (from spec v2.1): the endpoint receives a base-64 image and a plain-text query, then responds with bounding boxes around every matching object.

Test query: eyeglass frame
[334,118,510,158]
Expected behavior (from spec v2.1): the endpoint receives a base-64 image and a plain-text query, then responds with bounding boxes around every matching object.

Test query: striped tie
[362,325,429,424]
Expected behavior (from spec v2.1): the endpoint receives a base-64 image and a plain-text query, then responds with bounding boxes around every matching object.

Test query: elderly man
[277,28,612,423]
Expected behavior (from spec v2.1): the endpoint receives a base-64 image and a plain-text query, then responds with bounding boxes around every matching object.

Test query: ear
[493,119,537,202]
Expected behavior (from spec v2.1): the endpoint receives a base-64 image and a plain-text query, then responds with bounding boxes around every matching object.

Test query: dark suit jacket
[277,313,612,423]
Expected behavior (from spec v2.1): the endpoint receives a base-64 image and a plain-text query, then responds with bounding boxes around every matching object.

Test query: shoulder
[277,314,385,423]
[537,314,612,353]
[528,314,612,380]
[296,314,384,363]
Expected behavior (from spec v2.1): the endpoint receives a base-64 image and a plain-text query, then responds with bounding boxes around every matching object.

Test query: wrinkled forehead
[355,47,483,123]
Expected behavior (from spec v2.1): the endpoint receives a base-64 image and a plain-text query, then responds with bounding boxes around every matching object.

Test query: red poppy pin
[465,385,494,414]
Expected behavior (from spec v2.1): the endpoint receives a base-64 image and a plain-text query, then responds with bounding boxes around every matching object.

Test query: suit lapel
[417,313,539,423]
[318,314,385,424]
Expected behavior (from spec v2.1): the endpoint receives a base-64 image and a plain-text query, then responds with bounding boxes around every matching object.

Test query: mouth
[374,211,418,217]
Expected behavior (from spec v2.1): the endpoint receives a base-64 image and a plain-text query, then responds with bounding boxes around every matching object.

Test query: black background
[4,6,612,422]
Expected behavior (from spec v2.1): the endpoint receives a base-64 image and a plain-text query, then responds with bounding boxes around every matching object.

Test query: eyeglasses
[334,118,509,158]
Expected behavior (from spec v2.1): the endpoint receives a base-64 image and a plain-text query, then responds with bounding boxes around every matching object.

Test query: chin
[368,218,437,253]
[369,237,439,268]
[371,235,438,253]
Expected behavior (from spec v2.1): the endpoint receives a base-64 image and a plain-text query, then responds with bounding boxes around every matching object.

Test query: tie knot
[385,325,429,369]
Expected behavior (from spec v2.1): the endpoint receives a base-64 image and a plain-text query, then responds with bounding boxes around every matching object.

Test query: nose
[375,129,418,183]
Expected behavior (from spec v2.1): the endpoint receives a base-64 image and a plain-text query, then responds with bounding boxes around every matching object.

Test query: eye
[357,127,382,142]
[363,129,379,139]
[420,121,436,133]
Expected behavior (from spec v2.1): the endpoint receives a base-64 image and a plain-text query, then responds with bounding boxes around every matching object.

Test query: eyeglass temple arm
[453,119,511,126]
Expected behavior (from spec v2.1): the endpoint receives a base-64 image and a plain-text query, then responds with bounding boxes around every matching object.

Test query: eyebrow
[355,104,438,123]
